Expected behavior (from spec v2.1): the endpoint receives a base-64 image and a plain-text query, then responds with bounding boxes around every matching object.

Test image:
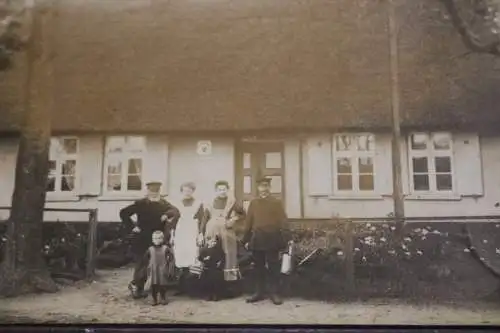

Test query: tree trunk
[388,0,405,237]
[0,0,58,297]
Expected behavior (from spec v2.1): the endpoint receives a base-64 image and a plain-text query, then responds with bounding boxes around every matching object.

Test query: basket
[188,258,204,277]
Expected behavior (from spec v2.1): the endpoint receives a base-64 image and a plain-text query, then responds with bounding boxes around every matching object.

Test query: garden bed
[287,221,500,303]
[1,220,499,303]
[0,221,130,280]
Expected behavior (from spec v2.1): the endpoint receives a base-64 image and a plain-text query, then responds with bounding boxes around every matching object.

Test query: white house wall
[0,137,18,218]
[2,133,500,222]
[403,136,499,217]
[301,133,500,219]
[0,135,298,222]
[302,134,394,219]
[167,137,235,206]
[283,138,302,219]
[0,136,101,221]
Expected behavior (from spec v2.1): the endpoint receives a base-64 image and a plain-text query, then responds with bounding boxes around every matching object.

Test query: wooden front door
[235,141,285,211]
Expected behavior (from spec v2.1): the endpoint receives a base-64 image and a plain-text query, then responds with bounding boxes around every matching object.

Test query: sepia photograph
[1,0,500,327]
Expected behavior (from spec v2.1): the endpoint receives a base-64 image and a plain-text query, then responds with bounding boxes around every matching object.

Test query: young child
[143,230,175,306]
[198,235,225,301]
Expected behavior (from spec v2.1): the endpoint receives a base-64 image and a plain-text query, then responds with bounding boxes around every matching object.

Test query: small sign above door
[197,140,212,156]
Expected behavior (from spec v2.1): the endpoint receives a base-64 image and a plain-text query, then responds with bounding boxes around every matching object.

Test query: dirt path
[1,267,499,325]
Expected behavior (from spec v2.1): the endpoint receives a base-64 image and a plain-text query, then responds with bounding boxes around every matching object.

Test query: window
[333,133,375,193]
[47,137,79,193]
[104,136,146,193]
[408,132,454,193]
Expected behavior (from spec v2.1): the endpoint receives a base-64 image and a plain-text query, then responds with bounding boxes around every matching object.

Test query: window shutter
[79,136,103,196]
[399,137,410,195]
[145,135,169,195]
[453,133,483,197]
[374,134,393,196]
[0,138,18,206]
[306,134,332,196]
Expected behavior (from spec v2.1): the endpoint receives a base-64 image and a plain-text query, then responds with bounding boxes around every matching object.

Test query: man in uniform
[120,180,180,298]
[242,177,289,305]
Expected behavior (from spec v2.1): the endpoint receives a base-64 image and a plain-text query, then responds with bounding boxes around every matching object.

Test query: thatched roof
[0,0,499,133]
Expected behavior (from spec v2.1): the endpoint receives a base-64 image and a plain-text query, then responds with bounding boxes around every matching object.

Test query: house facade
[0,0,499,222]
[0,131,498,223]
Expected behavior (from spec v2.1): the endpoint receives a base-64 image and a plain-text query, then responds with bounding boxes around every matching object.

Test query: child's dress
[198,238,225,301]
[146,244,175,286]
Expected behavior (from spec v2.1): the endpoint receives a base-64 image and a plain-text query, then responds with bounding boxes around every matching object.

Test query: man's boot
[160,291,169,305]
[269,276,283,305]
[246,292,266,303]
[128,281,135,297]
[269,293,283,305]
[136,285,148,299]
[246,276,265,303]
[129,282,147,299]
[151,292,159,306]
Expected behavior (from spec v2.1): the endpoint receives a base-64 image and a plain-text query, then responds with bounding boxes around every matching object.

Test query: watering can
[281,240,295,275]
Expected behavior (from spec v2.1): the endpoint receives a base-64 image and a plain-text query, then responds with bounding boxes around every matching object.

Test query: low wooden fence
[0,206,98,281]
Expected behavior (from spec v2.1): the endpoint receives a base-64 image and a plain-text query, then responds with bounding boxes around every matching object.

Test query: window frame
[408,131,455,195]
[102,135,147,196]
[331,133,377,195]
[46,136,80,196]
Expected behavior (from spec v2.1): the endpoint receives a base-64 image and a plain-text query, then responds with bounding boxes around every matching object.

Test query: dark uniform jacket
[242,195,289,252]
[119,198,180,255]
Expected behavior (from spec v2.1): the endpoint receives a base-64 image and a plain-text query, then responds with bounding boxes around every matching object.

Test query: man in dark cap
[120,180,180,298]
[242,177,289,305]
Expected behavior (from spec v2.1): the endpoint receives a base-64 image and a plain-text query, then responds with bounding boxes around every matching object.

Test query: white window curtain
[408,132,454,193]
[332,133,376,193]
[104,136,146,193]
[47,137,79,193]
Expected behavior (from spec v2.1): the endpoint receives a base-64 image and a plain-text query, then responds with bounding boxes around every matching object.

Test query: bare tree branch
[440,0,500,55]
[0,0,26,70]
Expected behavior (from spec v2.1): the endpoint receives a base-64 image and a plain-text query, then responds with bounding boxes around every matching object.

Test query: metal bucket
[281,253,293,275]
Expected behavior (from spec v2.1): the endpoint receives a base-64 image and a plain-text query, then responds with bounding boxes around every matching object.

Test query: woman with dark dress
[204,180,246,297]
[171,181,205,295]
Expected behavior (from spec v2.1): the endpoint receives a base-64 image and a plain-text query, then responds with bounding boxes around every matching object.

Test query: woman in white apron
[172,181,205,295]
[204,180,246,297]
